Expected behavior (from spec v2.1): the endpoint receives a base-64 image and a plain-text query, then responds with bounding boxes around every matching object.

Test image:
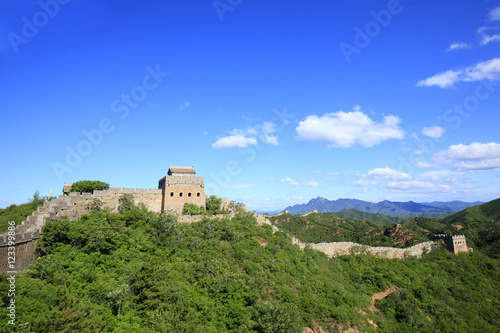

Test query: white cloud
[212,120,281,149]
[422,126,446,138]
[417,170,460,183]
[455,158,500,172]
[447,42,472,51]
[415,161,439,169]
[416,70,462,88]
[306,181,320,187]
[296,111,404,148]
[212,134,258,149]
[280,177,300,186]
[434,142,500,173]
[367,167,412,180]
[480,33,500,45]
[488,6,500,21]
[434,142,500,163]
[417,57,500,88]
[387,180,452,193]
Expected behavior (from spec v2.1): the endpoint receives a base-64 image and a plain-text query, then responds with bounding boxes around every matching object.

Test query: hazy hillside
[422,201,485,211]
[333,208,407,227]
[283,197,474,217]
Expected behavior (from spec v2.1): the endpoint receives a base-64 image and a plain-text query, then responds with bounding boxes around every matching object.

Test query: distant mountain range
[282,197,484,217]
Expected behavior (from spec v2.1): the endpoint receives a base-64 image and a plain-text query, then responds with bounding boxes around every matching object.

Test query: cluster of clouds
[211,7,499,203]
[417,57,500,88]
[354,142,500,195]
[418,6,500,88]
[447,5,500,50]
[214,107,407,150]
[434,142,500,173]
[295,110,404,148]
[212,121,279,149]
[279,177,320,187]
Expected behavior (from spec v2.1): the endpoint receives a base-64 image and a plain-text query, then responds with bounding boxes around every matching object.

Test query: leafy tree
[253,300,303,333]
[206,195,222,215]
[69,180,109,193]
[119,193,135,212]
[183,203,205,215]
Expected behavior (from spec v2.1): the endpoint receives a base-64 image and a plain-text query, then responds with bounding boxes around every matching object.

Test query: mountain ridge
[283,197,484,217]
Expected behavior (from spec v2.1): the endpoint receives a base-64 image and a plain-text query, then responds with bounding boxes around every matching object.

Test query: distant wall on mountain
[291,239,439,259]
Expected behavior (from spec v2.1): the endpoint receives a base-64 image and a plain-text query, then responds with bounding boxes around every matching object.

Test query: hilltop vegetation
[0,192,55,233]
[1,201,499,332]
[269,213,429,248]
[334,209,407,227]
[439,198,500,259]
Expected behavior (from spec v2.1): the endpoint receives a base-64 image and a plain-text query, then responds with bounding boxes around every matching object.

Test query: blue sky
[1,0,500,212]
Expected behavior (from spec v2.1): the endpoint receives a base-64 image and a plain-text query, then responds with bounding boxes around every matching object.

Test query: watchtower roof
[168,166,196,175]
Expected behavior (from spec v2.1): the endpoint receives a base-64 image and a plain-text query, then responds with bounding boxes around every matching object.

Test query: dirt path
[368,285,399,312]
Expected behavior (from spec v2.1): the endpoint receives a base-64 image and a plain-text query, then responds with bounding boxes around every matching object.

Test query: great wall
[0,166,467,273]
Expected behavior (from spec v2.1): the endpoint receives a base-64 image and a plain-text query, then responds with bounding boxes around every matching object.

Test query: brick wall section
[159,175,205,213]
[0,231,40,272]
[434,234,468,254]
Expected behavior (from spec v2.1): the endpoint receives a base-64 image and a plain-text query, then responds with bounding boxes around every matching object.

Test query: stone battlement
[0,230,42,246]
[433,234,468,254]
[434,234,465,239]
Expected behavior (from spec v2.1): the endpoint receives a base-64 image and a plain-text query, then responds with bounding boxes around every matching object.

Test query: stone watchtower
[158,166,205,213]
[433,234,468,254]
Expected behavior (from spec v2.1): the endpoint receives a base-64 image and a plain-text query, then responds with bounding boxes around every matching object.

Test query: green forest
[0,197,499,332]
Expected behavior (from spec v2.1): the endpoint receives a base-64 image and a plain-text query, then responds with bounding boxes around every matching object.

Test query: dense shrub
[69,180,109,193]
